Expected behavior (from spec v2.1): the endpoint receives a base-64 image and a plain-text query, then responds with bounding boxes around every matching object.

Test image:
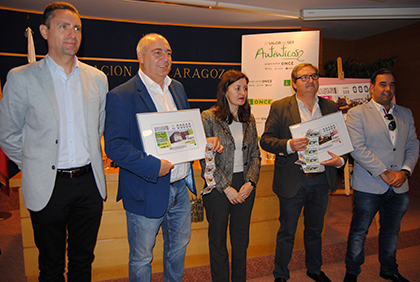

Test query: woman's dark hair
[213,70,251,124]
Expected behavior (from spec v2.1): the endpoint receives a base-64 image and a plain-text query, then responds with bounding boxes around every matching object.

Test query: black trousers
[203,172,256,282]
[273,172,330,280]
[29,170,103,282]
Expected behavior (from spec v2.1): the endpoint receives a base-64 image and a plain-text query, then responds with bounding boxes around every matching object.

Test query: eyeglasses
[384,113,396,131]
[296,73,320,82]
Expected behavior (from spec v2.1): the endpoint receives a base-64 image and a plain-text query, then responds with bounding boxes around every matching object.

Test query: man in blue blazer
[344,69,419,282]
[104,33,222,282]
[0,3,107,281]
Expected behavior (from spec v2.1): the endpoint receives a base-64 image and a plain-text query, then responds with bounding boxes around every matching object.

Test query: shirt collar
[45,54,79,75]
[138,69,172,91]
[371,99,394,115]
[296,94,319,108]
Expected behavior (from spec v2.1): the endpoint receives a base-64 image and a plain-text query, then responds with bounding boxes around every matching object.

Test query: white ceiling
[1,0,420,40]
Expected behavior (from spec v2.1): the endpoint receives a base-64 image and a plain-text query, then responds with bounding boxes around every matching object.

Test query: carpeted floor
[1,190,420,282]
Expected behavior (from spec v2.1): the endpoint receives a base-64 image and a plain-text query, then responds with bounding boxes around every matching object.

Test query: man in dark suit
[104,33,222,281]
[260,63,344,282]
[0,3,107,281]
[343,69,419,282]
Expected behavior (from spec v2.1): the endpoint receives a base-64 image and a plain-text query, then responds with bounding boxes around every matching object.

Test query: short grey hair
[136,33,167,54]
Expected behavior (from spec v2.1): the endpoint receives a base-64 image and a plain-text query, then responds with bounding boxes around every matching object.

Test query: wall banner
[0,8,300,113]
[241,30,320,164]
[318,78,371,117]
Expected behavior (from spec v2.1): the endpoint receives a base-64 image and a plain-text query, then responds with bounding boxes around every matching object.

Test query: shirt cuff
[286,139,294,155]
[335,157,345,168]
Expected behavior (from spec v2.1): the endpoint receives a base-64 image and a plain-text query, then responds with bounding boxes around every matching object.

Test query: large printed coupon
[153,121,197,154]
[289,111,353,163]
[137,109,207,164]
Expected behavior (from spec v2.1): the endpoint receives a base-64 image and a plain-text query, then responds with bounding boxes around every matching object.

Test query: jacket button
[52,165,55,170]
[244,162,248,166]
[393,148,396,151]
[243,146,247,150]
[55,140,58,144]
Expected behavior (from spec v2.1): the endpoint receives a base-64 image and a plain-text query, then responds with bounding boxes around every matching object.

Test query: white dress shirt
[46,55,90,169]
[229,120,244,173]
[138,70,190,183]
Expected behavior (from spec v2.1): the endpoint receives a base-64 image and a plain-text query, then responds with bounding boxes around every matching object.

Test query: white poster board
[136,109,207,164]
[242,30,320,164]
[289,112,354,163]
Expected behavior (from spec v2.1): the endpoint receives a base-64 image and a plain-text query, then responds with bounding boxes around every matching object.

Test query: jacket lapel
[289,95,302,125]
[168,82,183,110]
[367,100,393,144]
[79,63,90,127]
[37,59,59,124]
[135,75,157,112]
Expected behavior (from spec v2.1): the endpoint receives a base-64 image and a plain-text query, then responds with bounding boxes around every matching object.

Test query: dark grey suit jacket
[260,94,340,198]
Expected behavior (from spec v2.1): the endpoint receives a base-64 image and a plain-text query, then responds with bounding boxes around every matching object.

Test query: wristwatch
[401,169,411,179]
[247,180,256,188]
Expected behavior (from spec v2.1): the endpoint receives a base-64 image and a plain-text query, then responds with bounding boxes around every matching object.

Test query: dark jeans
[274,172,330,280]
[345,188,409,276]
[203,172,256,282]
[29,170,103,282]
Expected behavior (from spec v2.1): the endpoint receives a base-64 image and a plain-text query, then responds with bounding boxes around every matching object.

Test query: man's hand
[290,137,309,152]
[320,151,343,167]
[159,159,174,177]
[388,170,407,188]
[206,137,224,153]
[380,170,396,186]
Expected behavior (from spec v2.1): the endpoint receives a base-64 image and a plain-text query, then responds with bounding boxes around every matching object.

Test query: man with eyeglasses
[344,69,419,282]
[261,63,345,282]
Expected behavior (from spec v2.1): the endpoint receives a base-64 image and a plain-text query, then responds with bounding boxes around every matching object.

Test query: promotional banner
[242,30,320,164]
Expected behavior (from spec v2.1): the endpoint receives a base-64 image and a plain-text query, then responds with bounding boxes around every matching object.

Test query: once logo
[248,99,273,105]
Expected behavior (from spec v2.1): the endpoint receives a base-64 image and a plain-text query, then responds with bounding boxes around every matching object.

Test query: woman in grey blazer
[200,70,261,282]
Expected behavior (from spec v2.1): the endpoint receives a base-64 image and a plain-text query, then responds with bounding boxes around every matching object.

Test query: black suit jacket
[260,94,340,198]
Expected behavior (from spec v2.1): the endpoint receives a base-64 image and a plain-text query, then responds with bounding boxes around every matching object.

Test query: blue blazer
[104,74,196,218]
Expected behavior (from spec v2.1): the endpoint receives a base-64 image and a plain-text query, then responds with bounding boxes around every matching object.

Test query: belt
[57,164,92,178]
[303,171,324,178]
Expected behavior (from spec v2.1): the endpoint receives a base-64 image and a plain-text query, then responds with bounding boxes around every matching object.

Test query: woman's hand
[206,137,224,153]
[224,186,245,205]
[238,181,254,200]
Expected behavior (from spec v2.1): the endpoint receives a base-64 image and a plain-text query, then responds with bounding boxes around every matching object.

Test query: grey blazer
[0,58,108,211]
[200,108,261,193]
[346,100,419,194]
[260,95,340,198]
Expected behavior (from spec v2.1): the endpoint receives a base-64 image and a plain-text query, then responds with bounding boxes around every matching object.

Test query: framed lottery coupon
[289,111,353,163]
[136,109,206,164]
